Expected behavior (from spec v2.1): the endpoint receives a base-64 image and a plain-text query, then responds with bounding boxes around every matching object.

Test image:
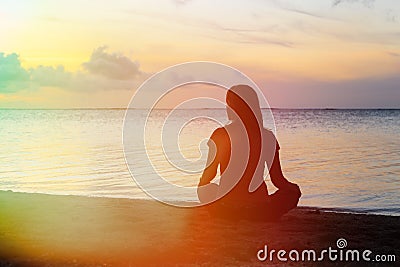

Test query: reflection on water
[0,109,399,215]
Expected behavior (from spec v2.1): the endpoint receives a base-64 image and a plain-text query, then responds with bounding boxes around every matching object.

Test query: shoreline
[1,189,398,217]
[1,190,399,266]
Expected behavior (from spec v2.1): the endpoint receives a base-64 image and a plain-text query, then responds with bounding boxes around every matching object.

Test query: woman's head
[226,85,263,125]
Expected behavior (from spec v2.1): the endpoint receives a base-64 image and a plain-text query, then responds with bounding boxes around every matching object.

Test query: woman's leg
[266,187,301,219]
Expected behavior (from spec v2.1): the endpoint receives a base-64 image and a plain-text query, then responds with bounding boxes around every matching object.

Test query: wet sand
[0,191,399,266]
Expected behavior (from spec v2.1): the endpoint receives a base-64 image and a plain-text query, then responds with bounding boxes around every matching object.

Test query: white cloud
[332,0,375,7]
[0,53,31,93]
[30,65,72,87]
[82,46,143,80]
[0,47,148,94]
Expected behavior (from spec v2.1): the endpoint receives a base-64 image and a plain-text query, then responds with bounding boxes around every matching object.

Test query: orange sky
[0,0,399,108]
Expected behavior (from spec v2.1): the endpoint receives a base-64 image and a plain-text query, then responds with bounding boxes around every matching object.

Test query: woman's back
[210,123,278,204]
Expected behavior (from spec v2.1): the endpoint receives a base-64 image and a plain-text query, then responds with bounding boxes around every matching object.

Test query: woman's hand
[284,182,302,197]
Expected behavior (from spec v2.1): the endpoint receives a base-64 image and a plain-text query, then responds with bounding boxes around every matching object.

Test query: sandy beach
[0,190,399,266]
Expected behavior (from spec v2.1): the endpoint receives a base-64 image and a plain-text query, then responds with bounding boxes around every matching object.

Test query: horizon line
[1,107,400,110]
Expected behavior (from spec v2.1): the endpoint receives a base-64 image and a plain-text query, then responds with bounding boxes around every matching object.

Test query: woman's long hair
[226,84,263,128]
[225,85,264,185]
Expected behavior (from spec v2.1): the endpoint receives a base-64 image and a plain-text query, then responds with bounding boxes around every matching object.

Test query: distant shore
[1,107,400,110]
[1,190,399,266]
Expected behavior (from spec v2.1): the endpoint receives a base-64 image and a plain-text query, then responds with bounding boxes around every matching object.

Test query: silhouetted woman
[197,85,301,220]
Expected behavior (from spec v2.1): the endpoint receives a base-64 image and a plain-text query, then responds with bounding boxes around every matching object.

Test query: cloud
[332,31,400,46]
[128,10,294,48]
[227,32,294,47]
[82,46,143,80]
[172,0,192,5]
[30,65,72,87]
[385,9,399,23]
[0,53,30,93]
[332,0,375,8]
[268,1,341,22]
[0,47,147,94]
[261,73,400,108]
[387,51,400,57]
[281,7,331,20]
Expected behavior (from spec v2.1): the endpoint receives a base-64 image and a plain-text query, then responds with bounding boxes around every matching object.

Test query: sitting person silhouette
[197,85,301,220]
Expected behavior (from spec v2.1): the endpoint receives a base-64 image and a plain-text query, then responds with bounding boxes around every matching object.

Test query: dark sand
[0,191,399,266]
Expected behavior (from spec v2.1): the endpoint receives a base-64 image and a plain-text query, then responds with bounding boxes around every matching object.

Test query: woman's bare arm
[198,143,218,186]
[270,149,300,193]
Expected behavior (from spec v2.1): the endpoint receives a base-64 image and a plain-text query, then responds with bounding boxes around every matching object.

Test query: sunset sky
[0,0,399,108]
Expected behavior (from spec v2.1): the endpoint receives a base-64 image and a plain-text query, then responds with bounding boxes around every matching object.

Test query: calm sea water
[0,109,399,215]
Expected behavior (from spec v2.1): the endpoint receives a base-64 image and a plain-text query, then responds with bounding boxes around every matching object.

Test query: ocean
[0,109,399,215]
